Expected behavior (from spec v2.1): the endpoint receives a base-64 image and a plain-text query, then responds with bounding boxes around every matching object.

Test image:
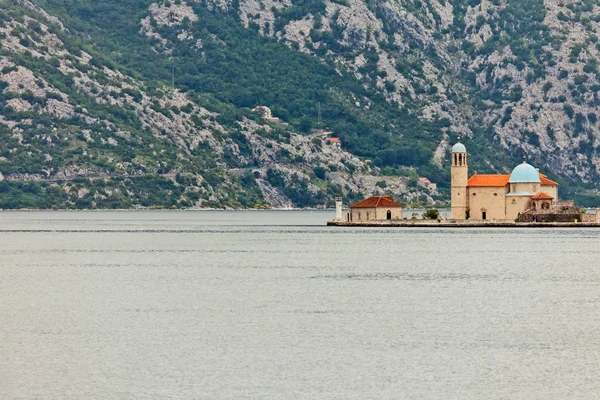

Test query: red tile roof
[466,172,557,187]
[539,174,559,186]
[531,192,554,200]
[467,174,510,187]
[351,196,403,208]
[326,138,341,143]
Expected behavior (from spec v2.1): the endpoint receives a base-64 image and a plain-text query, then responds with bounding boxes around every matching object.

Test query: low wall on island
[327,219,600,228]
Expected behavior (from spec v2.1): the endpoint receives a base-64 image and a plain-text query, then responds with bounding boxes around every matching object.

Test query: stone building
[347,195,403,222]
[451,140,564,221]
[516,199,581,222]
[326,137,341,147]
[251,105,273,119]
[251,105,288,124]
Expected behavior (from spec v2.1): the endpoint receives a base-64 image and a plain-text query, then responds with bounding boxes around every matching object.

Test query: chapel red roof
[539,174,559,186]
[467,174,510,187]
[350,195,403,208]
[326,138,341,143]
[531,192,554,200]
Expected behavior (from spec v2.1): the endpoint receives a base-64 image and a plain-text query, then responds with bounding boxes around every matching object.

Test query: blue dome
[452,142,466,153]
[509,162,540,183]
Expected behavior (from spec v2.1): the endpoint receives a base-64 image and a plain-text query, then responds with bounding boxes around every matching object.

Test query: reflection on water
[1,211,600,399]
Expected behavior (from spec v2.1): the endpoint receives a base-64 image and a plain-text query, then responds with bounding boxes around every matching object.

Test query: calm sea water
[1,211,600,399]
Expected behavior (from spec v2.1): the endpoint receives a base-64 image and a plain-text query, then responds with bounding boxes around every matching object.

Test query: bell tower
[451,141,469,220]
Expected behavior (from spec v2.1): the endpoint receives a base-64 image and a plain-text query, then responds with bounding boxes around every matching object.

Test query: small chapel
[450,141,569,221]
[346,195,403,222]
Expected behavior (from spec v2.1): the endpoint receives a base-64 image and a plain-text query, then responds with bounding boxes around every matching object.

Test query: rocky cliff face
[1,0,443,209]
[1,0,599,208]
[185,0,600,184]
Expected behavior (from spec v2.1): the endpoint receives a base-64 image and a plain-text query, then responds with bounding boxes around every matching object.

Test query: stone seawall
[327,220,600,228]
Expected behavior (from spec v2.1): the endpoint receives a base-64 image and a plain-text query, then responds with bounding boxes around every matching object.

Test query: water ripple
[312,272,516,281]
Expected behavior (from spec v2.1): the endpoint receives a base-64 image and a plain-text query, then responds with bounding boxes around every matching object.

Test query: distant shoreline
[0,208,335,212]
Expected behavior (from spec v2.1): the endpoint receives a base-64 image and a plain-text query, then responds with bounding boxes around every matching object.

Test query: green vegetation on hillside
[1,0,598,208]
[34,0,465,187]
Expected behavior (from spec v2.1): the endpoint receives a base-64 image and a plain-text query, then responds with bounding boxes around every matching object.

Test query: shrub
[299,117,313,133]
[422,209,439,220]
[564,104,575,119]
[313,166,327,180]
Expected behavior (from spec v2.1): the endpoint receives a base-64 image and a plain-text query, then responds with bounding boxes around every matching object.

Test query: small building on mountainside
[251,105,288,125]
[346,195,403,222]
[450,140,581,221]
[252,106,273,119]
[326,137,341,147]
[418,177,437,190]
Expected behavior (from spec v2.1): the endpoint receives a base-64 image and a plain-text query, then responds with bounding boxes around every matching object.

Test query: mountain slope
[1,0,599,208]
[202,0,600,199]
[3,0,440,209]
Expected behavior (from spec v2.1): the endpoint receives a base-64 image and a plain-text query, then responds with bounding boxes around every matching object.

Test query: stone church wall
[349,207,403,221]
[467,187,507,220]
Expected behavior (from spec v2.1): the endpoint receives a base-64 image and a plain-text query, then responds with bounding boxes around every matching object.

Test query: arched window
[387,210,392,220]
[366,212,370,220]
[472,193,477,196]
[511,199,517,204]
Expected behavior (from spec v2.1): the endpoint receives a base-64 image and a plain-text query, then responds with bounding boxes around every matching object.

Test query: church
[451,141,561,221]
